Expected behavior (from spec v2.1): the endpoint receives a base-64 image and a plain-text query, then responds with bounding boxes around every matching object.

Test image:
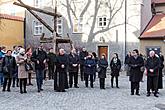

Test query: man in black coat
[54,49,69,92]
[146,51,160,97]
[68,49,79,88]
[157,52,164,91]
[128,49,144,96]
[79,47,88,81]
[31,45,47,92]
[47,48,56,80]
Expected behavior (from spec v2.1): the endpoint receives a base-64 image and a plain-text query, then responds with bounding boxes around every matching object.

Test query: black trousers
[12,77,19,87]
[69,72,78,87]
[99,78,105,89]
[20,78,27,92]
[3,78,12,91]
[84,74,93,88]
[44,69,47,80]
[48,65,54,80]
[111,76,119,87]
[28,72,32,84]
[147,76,158,94]
[80,65,84,81]
[131,82,140,94]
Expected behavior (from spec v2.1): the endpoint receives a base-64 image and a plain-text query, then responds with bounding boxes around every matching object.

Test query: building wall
[141,0,152,32]
[140,39,165,55]
[0,18,24,49]
[155,5,165,12]
[140,39,165,66]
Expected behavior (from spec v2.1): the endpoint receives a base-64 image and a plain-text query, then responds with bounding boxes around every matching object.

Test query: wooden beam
[13,1,62,17]
[14,0,54,33]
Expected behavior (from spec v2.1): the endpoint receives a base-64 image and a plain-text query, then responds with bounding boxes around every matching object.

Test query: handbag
[97,67,101,72]
[3,66,9,73]
[25,63,33,71]
[140,66,145,72]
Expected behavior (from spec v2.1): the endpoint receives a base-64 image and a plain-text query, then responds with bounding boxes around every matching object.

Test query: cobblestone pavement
[0,72,164,110]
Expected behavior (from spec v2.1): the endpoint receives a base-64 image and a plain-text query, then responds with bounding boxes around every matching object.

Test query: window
[34,0,43,7]
[98,16,107,28]
[73,17,83,33]
[57,18,63,35]
[33,21,43,35]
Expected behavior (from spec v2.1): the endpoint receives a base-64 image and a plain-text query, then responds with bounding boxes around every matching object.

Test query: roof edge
[139,15,155,39]
[0,14,24,22]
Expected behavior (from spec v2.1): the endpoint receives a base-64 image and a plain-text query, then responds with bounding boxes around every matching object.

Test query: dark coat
[129,56,144,82]
[54,54,69,90]
[68,53,79,72]
[56,54,68,73]
[158,55,164,89]
[2,56,16,78]
[47,52,56,67]
[79,51,88,65]
[98,58,108,78]
[145,56,160,77]
[84,58,96,75]
[31,49,47,70]
[110,58,121,76]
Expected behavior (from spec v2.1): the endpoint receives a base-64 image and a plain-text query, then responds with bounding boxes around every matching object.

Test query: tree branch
[80,0,91,17]
[93,23,124,36]
[61,1,78,19]
[89,0,101,35]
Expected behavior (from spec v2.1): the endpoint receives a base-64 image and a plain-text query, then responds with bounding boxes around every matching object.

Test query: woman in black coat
[2,50,16,92]
[110,53,121,88]
[84,53,96,88]
[98,54,108,89]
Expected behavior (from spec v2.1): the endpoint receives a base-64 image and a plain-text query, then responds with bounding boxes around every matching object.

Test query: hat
[19,48,25,54]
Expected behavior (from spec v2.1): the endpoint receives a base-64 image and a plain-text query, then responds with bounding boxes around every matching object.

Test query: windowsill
[33,34,43,36]
[72,32,83,34]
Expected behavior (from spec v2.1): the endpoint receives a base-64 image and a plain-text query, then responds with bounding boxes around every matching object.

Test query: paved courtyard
[0,72,165,110]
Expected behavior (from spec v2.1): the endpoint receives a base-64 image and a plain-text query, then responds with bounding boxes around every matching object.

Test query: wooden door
[98,46,108,59]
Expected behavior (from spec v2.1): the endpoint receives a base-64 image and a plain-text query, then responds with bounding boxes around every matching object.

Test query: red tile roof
[140,14,165,39]
[0,14,24,21]
[152,0,165,4]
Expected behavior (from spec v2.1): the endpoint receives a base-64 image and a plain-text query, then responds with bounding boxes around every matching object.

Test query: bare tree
[61,0,125,43]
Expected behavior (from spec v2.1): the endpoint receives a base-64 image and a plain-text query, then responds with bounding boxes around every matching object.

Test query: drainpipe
[124,0,127,65]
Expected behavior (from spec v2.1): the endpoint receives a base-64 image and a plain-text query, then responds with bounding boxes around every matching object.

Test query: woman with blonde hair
[16,48,28,94]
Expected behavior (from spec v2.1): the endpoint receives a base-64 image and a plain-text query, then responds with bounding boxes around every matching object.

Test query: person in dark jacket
[84,53,96,88]
[129,49,144,96]
[157,52,164,92]
[98,54,108,89]
[68,49,79,88]
[145,51,160,97]
[0,46,6,86]
[79,47,88,81]
[2,50,16,92]
[47,48,56,80]
[25,47,33,86]
[125,52,131,76]
[92,52,98,82]
[110,53,121,88]
[54,49,69,92]
[31,45,47,92]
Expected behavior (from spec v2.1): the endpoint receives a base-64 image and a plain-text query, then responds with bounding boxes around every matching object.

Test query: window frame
[98,16,107,28]
[73,17,83,34]
[33,20,43,36]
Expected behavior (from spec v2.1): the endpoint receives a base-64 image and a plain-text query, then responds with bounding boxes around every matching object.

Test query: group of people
[0,45,164,98]
[0,46,34,93]
[125,49,164,97]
